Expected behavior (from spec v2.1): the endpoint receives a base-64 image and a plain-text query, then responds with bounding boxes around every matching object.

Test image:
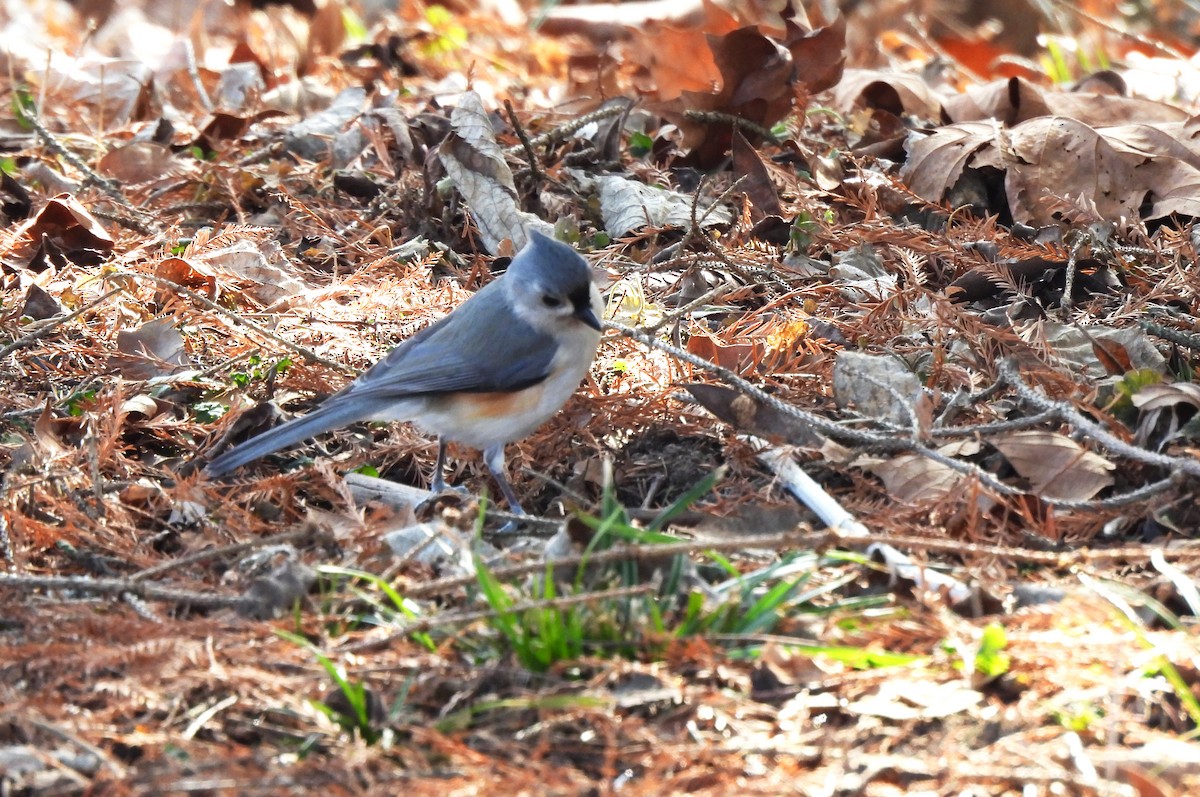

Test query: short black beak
[575,304,602,331]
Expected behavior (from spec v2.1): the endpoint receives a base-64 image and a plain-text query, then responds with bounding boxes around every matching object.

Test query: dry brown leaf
[19,283,62,321]
[633,14,730,101]
[12,194,115,269]
[906,114,1200,225]
[155,256,217,298]
[991,430,1115,501]
[98,142,191,184]
[865,450,965,503]
[110,318,191,380]
[731,128,783,219]
[832,67,945,119]
[685,383,823,446]
[942,76,1189,126]
[901,121,998,205]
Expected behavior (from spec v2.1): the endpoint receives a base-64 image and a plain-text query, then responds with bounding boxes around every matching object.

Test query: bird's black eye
[541,294,564,308]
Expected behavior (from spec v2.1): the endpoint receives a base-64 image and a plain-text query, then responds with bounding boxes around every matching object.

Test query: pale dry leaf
[197,241,307,307]
[1132,382,1200,412]
[437,91,548,252]
[833,67,946,119]
[828,244,897,301]
[283,86,368,161]
[991,430,1115,501]
[1042,323,1166,379]
[941,75,1188,126]
[98,142,191,184]
[119,394,163,420]
[112,318,190,380]
[40,55,153,125]
[907,114,1200,226]
[589,173,733,236]
[866,450,965,503]
[901,121,1000,202]
[845,679,981,721]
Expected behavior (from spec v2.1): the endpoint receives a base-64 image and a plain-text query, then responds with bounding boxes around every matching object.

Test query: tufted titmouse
[204,230,604,516]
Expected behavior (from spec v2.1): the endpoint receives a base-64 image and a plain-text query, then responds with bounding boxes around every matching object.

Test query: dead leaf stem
[609,321,1192,510]
[400,528,826,601]
[0,286,126,361]
[112,271,355,374]
[502,102,628,157]
[504,98,544,210]
[130,528,320,582]
[0,571,249,610]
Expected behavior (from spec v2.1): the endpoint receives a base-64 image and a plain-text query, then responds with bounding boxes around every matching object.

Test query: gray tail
[203,401,374,477]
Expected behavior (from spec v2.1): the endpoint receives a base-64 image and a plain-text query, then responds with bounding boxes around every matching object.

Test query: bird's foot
[416,477,470,515]
[428,476,469,497]
[490,502,526,535]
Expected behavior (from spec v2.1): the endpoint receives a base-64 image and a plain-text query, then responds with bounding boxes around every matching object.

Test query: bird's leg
[429,437,451,494]
[427,437,470,497]
[483,444,525,532]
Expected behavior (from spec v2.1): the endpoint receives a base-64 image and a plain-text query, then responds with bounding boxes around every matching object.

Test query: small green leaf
[974,622,1011,678]
[341,7,367,43]
[193,401,227,423]
[12,88,35,130]
[628,131,653,157]
[66,389,99,417]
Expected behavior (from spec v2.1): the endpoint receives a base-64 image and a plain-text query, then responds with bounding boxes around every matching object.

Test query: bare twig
[607,323,1193,511]
[25,112,157,233]
[110,271,355,374]
[505,98,544,211]
[502,102,629,157]
[999,358,1200,479]
[0,571,250,610]
[131,528,321,581]
[1141,317,1200,351]
[682,110,781,145]
[605,319,1023,497]
[0,286,126,361]
[400,528,826,601]
[643,282,733,334]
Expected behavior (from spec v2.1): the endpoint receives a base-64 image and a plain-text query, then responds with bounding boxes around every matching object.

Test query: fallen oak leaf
[991,430,1115,502]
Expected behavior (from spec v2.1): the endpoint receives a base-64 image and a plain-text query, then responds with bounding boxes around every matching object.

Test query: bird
[203,229,604,519]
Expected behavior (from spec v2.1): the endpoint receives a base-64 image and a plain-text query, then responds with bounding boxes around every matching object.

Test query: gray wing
[342,279,557,402]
